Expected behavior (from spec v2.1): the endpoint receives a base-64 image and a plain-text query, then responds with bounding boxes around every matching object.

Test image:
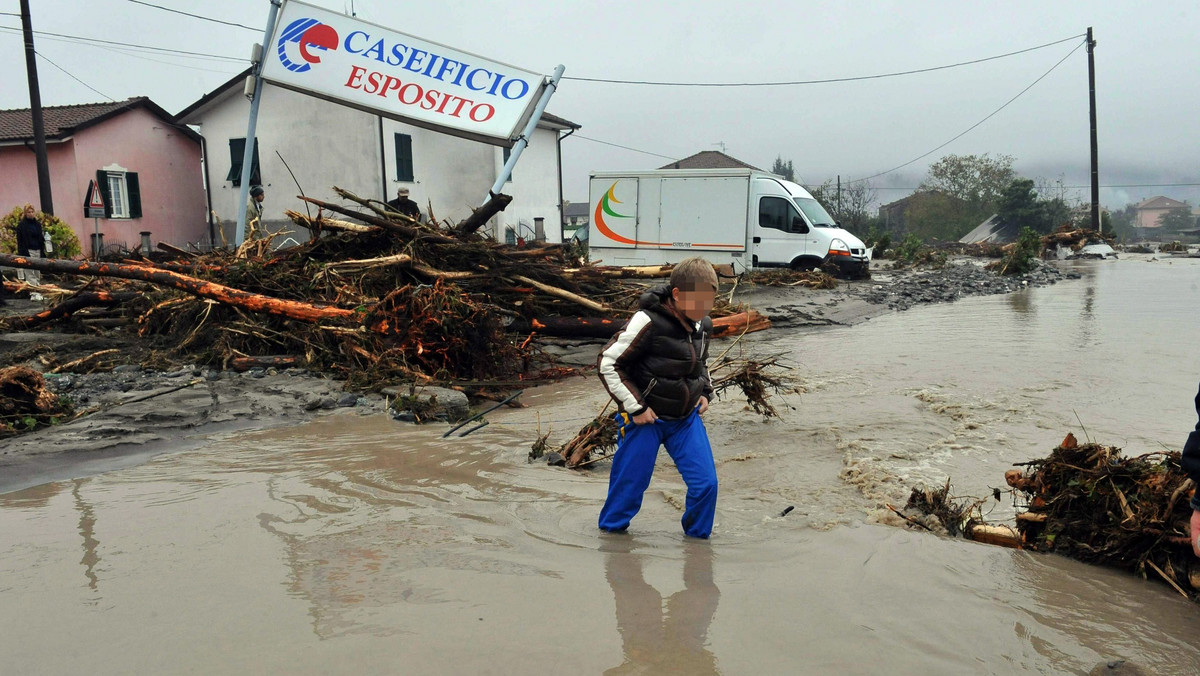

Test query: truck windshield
[793,197,836,228]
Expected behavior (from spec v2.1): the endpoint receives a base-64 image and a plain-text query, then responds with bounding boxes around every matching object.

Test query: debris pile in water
[0,187,772,395]
[900,432,1199,601]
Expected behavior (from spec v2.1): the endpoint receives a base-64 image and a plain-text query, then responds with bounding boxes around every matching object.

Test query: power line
[852,40,1086,183]
[34,49,115,101]
[0,25,245,62]
[125,0,260,32]
[573,134,678,161]
[563,34,1084,87]
[871,183,1200,191]
[0,28,244,75]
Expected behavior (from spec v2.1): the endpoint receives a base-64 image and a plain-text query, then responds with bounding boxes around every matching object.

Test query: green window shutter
[127,172,142,218]
[502,147,513,182]
[227,138,245,185]
[96,169,113,219]
[250,139,261,185]
[227,138,261,186]
[394,133,413,182]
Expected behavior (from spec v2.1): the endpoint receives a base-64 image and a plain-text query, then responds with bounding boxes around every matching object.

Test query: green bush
[1,206,83,259]
[990,226,1043,275]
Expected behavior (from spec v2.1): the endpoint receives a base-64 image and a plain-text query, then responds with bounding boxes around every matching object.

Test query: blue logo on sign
[277,18,340,73]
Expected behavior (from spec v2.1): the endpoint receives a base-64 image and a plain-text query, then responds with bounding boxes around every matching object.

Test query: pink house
[0,97,209,254]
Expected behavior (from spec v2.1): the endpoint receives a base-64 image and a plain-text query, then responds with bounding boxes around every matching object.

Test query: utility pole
[837,175,842,216]
[20,0,53,215]
[1087,27,1099,232]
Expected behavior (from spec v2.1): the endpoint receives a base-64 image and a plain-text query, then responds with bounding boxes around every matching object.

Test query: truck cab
[752,176,870,276]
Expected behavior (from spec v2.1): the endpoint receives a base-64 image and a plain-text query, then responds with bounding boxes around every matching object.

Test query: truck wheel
[789,257,822,271]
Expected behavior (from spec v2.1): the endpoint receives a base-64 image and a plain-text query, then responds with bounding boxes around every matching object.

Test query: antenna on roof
[712,141,727,154]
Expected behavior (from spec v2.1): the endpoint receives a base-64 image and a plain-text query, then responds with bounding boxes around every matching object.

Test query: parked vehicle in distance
[588,168,869,276]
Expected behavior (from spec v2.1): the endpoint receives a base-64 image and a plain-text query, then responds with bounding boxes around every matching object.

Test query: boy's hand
[1191,510,1200,558]
[633,408,658,425]
[696,396,709,415]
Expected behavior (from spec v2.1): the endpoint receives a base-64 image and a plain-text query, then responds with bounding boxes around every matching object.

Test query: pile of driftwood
[0,366,73,437]
[744,269,838,289]
[0,188,772,391]
[1039,226,1114,252]
[898,432,1200,601]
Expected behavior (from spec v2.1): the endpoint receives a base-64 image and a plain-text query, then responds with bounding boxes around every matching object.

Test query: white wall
[184,83,570,245]
[185,86,380,244]
[493,126,564,243]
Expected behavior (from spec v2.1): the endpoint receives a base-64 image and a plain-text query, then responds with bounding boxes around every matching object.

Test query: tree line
[772,153,1198,245]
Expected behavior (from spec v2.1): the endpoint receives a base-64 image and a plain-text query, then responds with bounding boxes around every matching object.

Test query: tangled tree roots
[0,366,73,436]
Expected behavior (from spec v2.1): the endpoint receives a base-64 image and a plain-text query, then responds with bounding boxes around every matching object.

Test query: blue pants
[598,408,718,538]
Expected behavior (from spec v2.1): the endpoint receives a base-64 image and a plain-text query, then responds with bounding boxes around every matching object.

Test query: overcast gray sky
[3,0,1196,210]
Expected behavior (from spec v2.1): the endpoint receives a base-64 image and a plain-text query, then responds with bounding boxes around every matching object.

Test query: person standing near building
[246,186,265,223]
[386,187,421,221]
[16,204,44,291]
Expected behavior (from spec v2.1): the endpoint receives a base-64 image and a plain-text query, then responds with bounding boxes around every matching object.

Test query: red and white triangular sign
[86,180,105,209]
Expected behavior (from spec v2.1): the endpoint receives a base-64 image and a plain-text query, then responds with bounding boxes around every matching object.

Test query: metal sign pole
[482,64,565,205]
[235,0,284,247]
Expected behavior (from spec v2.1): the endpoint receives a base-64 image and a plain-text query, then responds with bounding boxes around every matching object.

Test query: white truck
[587,168,870,276]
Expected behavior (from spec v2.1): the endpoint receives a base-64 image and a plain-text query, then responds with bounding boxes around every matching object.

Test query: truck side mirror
[792,217,809,234]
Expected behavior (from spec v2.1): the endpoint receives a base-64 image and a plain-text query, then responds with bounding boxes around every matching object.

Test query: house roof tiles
[658,150,761,171]
[0,97,198,143]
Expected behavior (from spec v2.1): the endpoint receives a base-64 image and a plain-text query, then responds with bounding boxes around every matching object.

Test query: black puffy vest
[626,286,713,419]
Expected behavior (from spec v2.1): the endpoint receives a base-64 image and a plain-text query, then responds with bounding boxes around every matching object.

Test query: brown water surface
[3,257,1200,674]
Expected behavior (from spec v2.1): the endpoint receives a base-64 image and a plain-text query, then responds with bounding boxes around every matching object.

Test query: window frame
[106,172,131,219]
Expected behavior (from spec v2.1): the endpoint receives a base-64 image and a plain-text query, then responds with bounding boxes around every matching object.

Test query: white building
[176,69,579,244]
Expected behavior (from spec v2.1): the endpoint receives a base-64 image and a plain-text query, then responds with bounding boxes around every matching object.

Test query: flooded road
[3,257,1200,674]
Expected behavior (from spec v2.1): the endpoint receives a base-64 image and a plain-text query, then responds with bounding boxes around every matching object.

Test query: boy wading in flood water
[597,257,718,538]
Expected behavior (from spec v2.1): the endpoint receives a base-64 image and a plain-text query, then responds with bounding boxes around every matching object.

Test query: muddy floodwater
[3,257,1200,674]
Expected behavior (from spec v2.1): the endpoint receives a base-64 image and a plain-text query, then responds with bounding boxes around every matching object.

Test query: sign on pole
[84,179,105,219]
[260,0,547,147]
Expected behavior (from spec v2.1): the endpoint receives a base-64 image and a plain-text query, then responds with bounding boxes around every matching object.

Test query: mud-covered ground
[0,257,1080,492]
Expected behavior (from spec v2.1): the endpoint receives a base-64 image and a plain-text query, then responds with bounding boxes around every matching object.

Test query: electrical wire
[852,40,1086,183]
[573,134,678,161]
[0,25,245,62]
[563,34,1084,87]
[874,183,1200,191]
[125,0,261,32]
[34,49,115,101]
[0,29,244,75]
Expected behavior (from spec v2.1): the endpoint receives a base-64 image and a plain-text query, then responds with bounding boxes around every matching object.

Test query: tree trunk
[230,355,302,371]
[2,291,138,331]
[0,254,357,324]
[454,192,512,238]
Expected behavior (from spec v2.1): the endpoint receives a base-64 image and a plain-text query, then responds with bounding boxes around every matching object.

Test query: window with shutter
[394,133,414,182]
[106,172,130,219]
[126,172,142,218]
[502,147,513,182]
[226,138,261,186]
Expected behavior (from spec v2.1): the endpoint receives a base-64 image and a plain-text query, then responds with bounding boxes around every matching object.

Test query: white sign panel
[261,0,547,146]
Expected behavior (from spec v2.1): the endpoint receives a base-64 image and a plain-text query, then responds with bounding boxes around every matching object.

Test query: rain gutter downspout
[556,126,576,243]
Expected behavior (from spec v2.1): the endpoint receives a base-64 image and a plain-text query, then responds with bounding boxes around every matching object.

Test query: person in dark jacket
[16,204,44,288]
[597,257,719,538]
[1180,383,1200,558]
[386,187,421,221]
